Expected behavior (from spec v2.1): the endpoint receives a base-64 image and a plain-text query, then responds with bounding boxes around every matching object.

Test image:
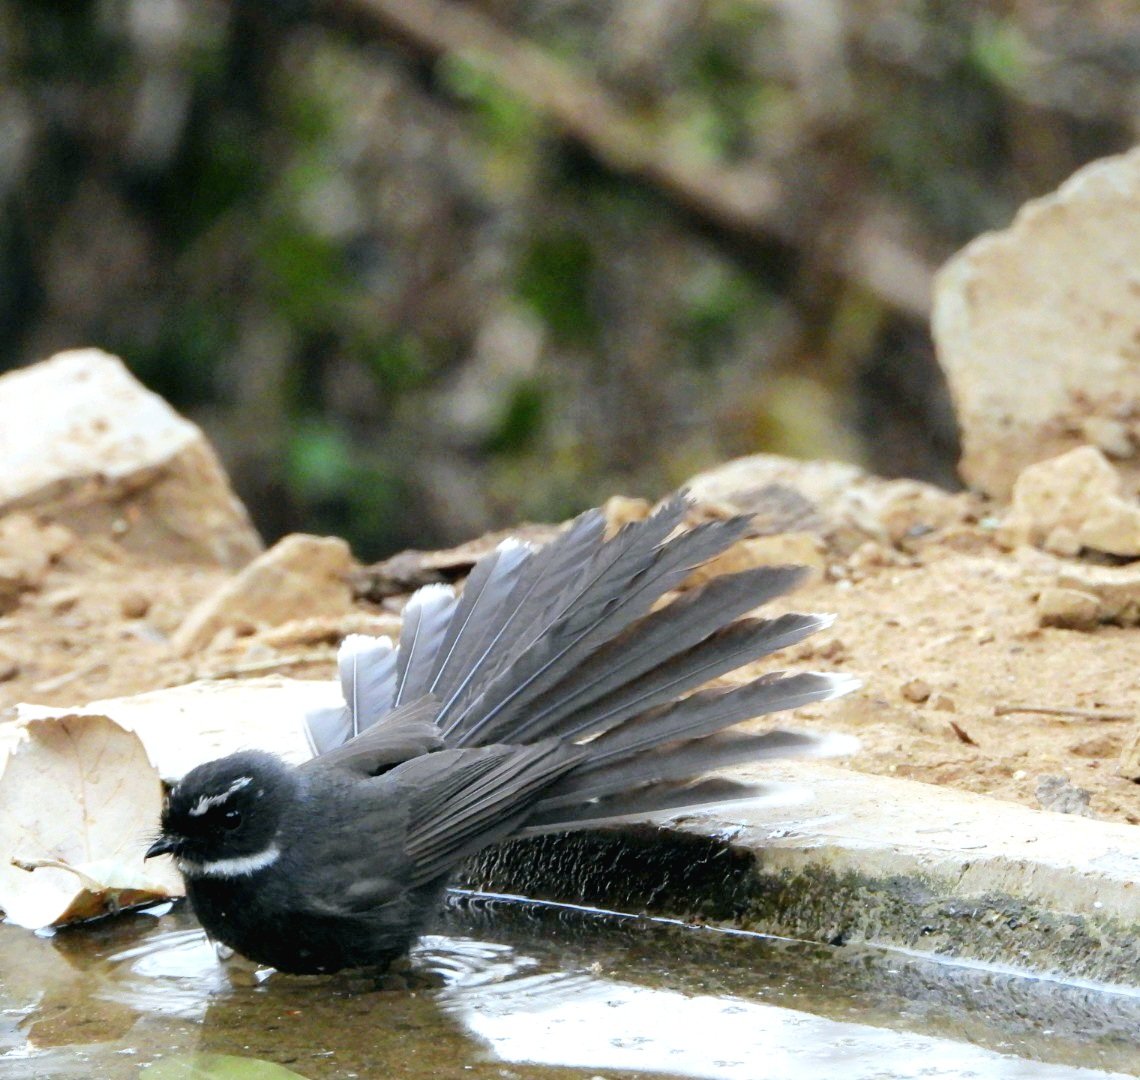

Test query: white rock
[685,532,829,588]
[999,446,1140,557]
[1054,562,1140,626]
[1119,725,1140,782]
[0,514,74,613]
[0,349,262,567]
[933,147,1140,497]
[172,533,355,654]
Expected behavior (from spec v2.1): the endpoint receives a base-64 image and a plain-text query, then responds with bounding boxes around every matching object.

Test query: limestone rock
[999,446,1140,557]
[933,147,1140,498]
[352,521,562,601]
[173,534,354,654]
[601,494,652,533]
[0,350,262,568]
[1035,775,1096,818]
[1118,726,1140,783]
[1057,565,1140,623]
[1034,587,1101,631]
[13,677,336,781]
[257,611,403,650]
[0,514,74,614]
[685,453,974,551]
[900,678,932,704]
[685,532,828,589]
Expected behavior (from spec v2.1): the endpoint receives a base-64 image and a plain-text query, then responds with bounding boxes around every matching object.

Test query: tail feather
[305,493,860,841]
[427,541,532,701]
[342,634,398,733]
[501,564,810,740]
[508,612,832,746]
[518,776,796,835]
[531,725,829,811]
[589,671,858,766]
[533,729,849,810]
[441,501,688,743]
[437,509,607,729]
[394,584,458,706]
[450,508,753,746]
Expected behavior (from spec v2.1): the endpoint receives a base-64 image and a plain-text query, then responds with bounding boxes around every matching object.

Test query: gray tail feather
[433,509,609,725]
[533,727,857,812]
[518,675,858,832]
[516,776,801,835]
[393,584,458,706]
[484,564,811,742]
[309,494,859,827]
[442,505,755,746]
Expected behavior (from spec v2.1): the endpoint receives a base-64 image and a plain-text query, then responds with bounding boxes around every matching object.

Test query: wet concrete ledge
[462,762,1140,988]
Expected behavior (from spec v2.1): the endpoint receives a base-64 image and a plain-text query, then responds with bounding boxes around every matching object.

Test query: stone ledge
[463,762,1140,987]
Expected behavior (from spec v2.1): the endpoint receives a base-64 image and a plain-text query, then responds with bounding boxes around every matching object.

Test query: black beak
[145,836,177,860]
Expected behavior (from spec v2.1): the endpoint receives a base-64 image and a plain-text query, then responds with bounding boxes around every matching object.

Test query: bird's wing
[298,696,444,777]
[381,741,582,886]
[293,868,407,916]
[287,740,577,920]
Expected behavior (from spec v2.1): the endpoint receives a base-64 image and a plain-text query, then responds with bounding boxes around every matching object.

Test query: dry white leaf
[0,677,334,930]
[0,713,183,928]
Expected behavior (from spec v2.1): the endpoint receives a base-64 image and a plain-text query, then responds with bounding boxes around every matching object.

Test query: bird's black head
[146,751,297,879]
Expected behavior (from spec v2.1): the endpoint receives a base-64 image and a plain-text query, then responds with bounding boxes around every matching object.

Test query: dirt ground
[0,513,1137,826]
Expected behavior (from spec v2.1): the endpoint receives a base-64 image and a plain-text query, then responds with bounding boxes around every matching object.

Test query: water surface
[0,892,1136,1079]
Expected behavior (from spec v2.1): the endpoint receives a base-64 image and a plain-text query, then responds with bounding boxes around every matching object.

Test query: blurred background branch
[1,0,1137,556]
[323,0,937,318]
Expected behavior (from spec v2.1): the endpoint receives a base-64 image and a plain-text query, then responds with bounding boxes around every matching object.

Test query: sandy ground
[0,518,1136,825]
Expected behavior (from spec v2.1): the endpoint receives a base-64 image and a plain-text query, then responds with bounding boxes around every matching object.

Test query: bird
[146,496,858,974]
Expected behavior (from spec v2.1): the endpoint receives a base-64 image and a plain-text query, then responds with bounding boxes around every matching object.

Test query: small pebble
[0,656,19,682]
[816,638,847,661]
[930,693,957,712]
[1069,734,1121,759]
[901,678,932,704]
[43,588,81,613]
[120,591,151,619]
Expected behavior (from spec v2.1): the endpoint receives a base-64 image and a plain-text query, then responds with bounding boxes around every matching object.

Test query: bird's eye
[222,808,242,830]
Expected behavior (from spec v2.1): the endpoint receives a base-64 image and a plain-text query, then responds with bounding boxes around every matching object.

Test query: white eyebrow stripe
[188,775,253,817]
[177,845,281,879]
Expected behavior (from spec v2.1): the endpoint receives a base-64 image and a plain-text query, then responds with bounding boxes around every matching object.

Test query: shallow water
[0,892,1136,1080]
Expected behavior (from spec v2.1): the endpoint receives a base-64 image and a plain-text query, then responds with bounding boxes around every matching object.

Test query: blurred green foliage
[483,377,546,455]
[438,53,541,151]
[686,0,777,162]
[516,230,598,347]
[363,332,431,396]
[676,262,768,371]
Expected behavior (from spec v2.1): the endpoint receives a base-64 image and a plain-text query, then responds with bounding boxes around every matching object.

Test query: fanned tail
[307,494,859,833]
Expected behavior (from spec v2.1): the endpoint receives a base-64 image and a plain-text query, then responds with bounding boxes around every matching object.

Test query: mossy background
[2,0,1137,557]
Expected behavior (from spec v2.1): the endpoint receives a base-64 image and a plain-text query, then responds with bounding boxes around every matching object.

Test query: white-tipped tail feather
[303,495,859,837]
